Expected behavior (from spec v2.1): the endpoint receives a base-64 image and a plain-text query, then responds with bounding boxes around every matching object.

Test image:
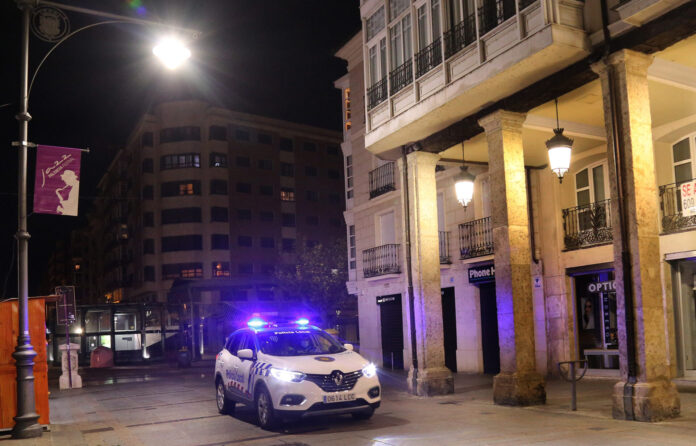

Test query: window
[417,0,441,51]
[368,37,388,86]
[329,193,341,204]
[259,185,273,196]
[160,153,200,170]
[345,154,353,199]
[236,182,252,194]
[260,237,275,248]
[258,159,273,170]
[280,187,295,202]
[236,156,250,167]
[348,225,356,270]
[142,158,153,173]
[210,152,228,167]
[212,234,230,249]
[259,211,273,222]
[161,180,201,197]
[280,137,294,152]
[281,162,294,177]
[672,137,694,184]
[327,145,340,156]
[258,133,272,144]
[281,238,296,253]
[209,125,227,141]
[143,239,155,254]
[306,191,319,202]
[142,185,153,200]
[160,126,200,143]
[238,263,253,274]
[161,235,203,252]
[303,142,316,152]
[161,207,202,224]
[306,215,319,226]
[237,209,251,220]
[390,13,412,70]
[282,213,296,227]
[162,263,203,279]
[210,180,228,195]
[366,5,385,41]
[305,166,317,176]
[141,132,153,147]
[211,207,228,222]
[144,266,155,281]
[237,236,252,247]
[235,128,250,141]
[328,169,340,179]
[390,0,409,20]
[575,163,608,232]
[212,262,230,278]
[143,212,154,227]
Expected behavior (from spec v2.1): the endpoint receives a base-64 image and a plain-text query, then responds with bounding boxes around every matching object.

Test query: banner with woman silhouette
[33,145,82,216]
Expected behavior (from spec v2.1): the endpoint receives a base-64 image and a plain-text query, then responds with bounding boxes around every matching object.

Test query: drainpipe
[402,145,419,393]
[525,166,546,264]
[600,0,638,420]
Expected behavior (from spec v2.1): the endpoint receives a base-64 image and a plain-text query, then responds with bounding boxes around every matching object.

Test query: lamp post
[10,1,196,438]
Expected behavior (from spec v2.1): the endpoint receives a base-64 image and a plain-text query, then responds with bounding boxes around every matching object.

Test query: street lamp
[546,98,573,183]
[454,141,475,208]
[153,37,192,69]
[11,0,198,438]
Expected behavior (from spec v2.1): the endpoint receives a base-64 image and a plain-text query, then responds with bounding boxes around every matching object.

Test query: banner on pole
[33,145,82,216]
[55,286,76,325]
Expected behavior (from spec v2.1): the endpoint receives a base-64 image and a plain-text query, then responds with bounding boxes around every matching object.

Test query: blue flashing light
[247,318,266,328]
[295,318,309,326]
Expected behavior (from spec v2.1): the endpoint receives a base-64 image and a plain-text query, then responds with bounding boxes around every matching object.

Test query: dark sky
[0,0,361,297]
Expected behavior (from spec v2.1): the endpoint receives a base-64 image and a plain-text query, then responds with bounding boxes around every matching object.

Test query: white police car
[214,318,380,429]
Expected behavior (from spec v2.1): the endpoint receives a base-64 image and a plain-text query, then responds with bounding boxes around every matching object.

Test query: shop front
[670,254,696,377]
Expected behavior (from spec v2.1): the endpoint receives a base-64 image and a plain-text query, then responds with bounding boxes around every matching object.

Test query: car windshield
[257,329,346,356]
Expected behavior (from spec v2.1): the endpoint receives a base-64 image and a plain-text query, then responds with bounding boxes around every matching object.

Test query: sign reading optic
[587,280,616,293]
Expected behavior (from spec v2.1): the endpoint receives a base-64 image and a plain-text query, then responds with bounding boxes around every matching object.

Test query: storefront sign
[587,280,615,293]
[468,264,495,283]
[376,294,401,305]
[681,180,696,217]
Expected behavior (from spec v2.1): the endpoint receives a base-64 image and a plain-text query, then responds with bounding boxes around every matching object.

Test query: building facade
[337,0,695,420]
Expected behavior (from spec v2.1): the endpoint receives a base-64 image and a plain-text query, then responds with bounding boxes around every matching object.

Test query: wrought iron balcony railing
[389,60,413,95]
[367,77,388,111]
[659,180,696,234]
[459,217,494,259]
[369,162,396,199]
[478,0,516,36]
[439,231,451,264]
[416,38,442,78]
[363,244,401,278]
[562,199,613,250]
[444,14,476,59]
[518,0,539,10]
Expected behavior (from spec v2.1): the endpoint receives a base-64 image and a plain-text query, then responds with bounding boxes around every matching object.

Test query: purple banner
[33,145,82,216]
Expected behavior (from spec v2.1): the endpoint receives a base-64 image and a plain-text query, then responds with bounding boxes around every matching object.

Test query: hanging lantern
[454,166,475,208]
[546,98,573,183]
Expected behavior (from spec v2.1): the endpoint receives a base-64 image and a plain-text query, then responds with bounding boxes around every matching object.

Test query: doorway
[479,282,500,374]
[378,294,404,370]
[673,258,696,374]
[441,287,457,372]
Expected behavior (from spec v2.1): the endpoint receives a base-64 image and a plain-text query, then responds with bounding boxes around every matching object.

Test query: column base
[11,414,42,439]
[612,378,680,422]
[407,367,454,396]
[493,371,546,406]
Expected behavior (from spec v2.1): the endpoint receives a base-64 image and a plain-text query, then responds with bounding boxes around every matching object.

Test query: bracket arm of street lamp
[11,141,90,153]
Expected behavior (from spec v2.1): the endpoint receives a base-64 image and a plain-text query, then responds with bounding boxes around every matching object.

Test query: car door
[237,333,257,401]
[220,333,243,398]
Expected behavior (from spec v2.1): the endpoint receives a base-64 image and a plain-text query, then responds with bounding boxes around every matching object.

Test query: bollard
[558,360,587,411]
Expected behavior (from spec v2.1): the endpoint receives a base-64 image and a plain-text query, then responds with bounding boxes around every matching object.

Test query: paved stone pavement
[2,362,696,445]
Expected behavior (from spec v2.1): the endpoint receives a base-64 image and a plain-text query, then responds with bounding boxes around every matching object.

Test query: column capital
[591,49,654,78]
[397,150,441,170]
[478,110,526,135]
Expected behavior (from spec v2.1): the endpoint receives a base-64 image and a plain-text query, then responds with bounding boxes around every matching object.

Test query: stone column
[592,49,679,421]
[397,150,454,396]
[478,110,545,406]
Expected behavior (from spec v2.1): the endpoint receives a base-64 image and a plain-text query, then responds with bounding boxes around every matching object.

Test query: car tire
[256,386,278,430]
[216,379,235,414]
[351,408,374,420]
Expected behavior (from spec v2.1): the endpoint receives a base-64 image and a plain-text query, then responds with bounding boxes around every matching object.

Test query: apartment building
[336,0,695,421]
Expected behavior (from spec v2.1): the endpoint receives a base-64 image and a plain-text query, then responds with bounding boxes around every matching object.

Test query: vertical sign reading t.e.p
[681,180,696,217]
[55,286,76,325]
[33,145,82,216]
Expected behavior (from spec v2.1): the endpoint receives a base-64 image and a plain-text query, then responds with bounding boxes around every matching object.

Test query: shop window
[574,271,618,369]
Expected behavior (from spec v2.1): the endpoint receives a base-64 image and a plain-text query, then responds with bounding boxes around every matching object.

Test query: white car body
[214,324,381,425]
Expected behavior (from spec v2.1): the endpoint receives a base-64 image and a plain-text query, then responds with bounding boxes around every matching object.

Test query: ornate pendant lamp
[546,98,573,183]
[454,141,475,208]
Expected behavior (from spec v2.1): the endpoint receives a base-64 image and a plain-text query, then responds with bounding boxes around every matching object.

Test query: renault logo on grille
[331,370,344,386]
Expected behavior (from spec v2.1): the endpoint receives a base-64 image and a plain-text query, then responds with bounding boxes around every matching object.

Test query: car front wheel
[256,387,277,430]
[216,379,235,414]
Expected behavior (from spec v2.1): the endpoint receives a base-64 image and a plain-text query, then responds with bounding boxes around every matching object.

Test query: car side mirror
[344,343,354,351]
[238,348,254,360]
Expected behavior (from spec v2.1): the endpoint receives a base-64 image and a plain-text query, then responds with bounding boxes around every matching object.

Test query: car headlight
[362,363,377,378]
[270,367,305,383]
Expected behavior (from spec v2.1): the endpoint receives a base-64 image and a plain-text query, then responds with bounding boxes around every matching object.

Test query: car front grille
[304,370,362,392]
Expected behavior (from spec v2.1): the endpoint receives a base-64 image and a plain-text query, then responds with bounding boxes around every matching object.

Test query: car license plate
[323,393,356,403]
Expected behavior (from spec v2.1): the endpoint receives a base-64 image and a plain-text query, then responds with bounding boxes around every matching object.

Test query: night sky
[0,0,361,297]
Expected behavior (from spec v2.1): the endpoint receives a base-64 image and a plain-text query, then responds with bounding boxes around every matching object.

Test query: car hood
[259,350,370,374]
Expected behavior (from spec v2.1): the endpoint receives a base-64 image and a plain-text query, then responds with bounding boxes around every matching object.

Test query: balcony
[459,217,494,259]
[363,244,401,278]
[562,200,613,250]
[416,38,442,79]
[369,162,396,199]
[478,0,516,36]
[389,60,413,95]
[439,231,451,264]
[444,14,476,59]
[659,181,696,234]
[367,77,388,111]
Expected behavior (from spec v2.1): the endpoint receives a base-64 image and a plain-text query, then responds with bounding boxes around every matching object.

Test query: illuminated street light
[153,37,191,69]
[454,141,475,208]
[546,98,573,183]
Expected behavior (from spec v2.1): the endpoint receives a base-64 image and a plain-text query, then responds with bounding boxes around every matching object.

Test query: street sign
[55,286,76,325]
[681,180,696,217]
